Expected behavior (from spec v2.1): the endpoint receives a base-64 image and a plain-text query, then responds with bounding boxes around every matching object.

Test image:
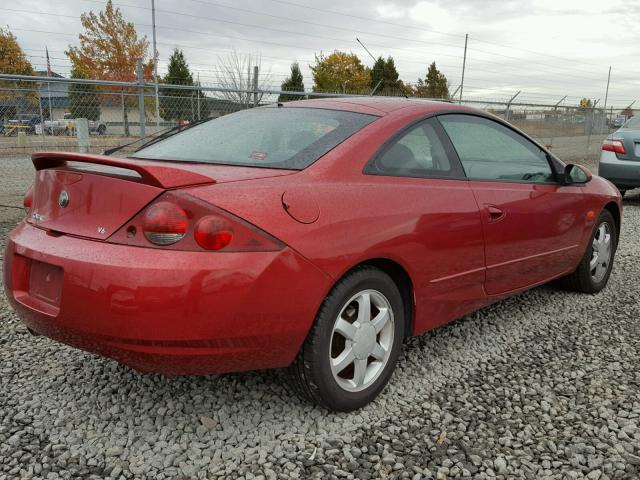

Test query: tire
[97,125,106,135]
[289,267,405,411]
[561,210,617,293]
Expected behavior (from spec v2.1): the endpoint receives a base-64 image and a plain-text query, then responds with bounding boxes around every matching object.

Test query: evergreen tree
[370,56,400,94]
[278,62,305,102]
[68,64,101,121]
[415,62,449,99]
[159,49,208,121]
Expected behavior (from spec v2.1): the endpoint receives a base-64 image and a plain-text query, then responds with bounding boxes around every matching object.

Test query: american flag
[46,47,52,76]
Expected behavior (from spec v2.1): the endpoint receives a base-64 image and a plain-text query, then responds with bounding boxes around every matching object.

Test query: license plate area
[28,260,63,306]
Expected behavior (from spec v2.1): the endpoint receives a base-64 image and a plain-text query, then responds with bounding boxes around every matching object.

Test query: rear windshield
[623,117,640,129]
[133,107,378,170]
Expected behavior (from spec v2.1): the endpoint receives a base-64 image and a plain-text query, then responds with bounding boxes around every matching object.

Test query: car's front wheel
[290,267,404,411]
[562,209,617,293]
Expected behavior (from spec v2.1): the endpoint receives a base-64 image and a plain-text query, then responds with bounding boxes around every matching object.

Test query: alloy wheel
[590,222,612,283]
[329,289,394,392]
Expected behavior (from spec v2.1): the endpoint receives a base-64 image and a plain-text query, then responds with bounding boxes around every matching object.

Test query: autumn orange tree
[66,0,154,134]
[0,28,37,109]
[311,51,370,94]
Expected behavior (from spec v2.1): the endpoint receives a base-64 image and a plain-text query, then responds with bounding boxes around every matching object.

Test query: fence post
[253,65,259,107]
[136,58,146,138]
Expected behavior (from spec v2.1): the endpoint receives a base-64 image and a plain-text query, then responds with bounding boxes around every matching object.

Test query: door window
[438,114,554,183]
[365,119,462,178]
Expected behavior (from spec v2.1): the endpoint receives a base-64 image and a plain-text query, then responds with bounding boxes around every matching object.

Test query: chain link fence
[1,74,635,170]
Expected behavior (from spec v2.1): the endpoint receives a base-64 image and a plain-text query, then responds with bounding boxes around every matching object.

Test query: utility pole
[136,58,146,138]
[151,0,160,129]
[459,34,468,103]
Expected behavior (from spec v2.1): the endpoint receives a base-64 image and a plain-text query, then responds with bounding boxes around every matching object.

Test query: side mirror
[562,164,592,185]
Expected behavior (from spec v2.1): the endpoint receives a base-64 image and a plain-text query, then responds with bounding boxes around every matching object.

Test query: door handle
[486,205,505,223]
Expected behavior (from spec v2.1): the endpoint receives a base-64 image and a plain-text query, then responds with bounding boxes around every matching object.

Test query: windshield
[133,107,378,170]
[622,117,640,129]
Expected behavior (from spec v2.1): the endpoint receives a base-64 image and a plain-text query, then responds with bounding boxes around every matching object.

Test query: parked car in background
[609,115,627,129]
[2,114,40,135]
[38,113,107,135]
[5,98,622,411]
[599,116,640,196]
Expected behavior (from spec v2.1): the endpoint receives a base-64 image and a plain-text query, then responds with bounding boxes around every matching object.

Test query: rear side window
[438,114,554,183]
[133,107,378,170]
[365,118,463,178]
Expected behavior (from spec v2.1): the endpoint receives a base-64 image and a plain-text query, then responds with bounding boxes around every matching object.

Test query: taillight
[23,185,33,214]
[194,216,233,251]
[602,138,626,154]
[142,201,188,245]
[108,191,284,252]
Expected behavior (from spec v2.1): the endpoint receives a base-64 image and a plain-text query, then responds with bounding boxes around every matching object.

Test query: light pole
[151,0,160,129]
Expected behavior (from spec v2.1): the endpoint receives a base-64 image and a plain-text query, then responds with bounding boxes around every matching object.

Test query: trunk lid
[28,152,296,240]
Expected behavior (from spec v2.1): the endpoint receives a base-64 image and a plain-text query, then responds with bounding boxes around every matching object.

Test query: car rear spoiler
[32,152,216,189]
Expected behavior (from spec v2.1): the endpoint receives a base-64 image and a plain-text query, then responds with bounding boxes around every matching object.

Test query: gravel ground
[1,157,639,480]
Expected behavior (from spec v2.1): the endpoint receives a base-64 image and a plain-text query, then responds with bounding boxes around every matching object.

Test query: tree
[68,64,101,121]
[414,62,449,99]
[66,0,154,135]
[370,56,400,95]
[0,28,37,114]
[311,51,370,93]
[214,48,271,106]
[278,62,305,102]
[159,49,208,121]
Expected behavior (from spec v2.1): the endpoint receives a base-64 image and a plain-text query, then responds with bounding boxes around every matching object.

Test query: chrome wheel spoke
[371,309,390,333]
[371,342,386,360]
[334,318,357,340]
[356,292,371,323]
[331,348,355,373]
[352,359,368,387]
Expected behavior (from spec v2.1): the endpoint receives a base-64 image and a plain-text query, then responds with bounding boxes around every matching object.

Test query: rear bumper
[4,221,331,375]
[598,151,640,189]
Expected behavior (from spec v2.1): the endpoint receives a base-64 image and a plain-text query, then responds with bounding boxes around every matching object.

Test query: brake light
[194,216,233,250]
[108,191,284,252]
[602,138,626,154]
[142,201,189,245]
[23,185,33,214]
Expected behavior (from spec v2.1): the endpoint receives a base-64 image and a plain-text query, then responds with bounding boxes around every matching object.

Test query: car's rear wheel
[290,267,404,411]
[561,210,617,293]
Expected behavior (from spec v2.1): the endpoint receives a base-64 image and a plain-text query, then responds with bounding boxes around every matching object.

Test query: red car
[4,98,621,411]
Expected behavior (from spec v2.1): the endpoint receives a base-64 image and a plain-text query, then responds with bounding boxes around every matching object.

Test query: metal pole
[459,33,468,103]
[549,96,567,148]
[450,84,461,100]
[136,58,146,138]
[253,65,259,107]
[151,0,160,129]
[506,90,521,121]
[197,72,201,120]
[603,66,611,113]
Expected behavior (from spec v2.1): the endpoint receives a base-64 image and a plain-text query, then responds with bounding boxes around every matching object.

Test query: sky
[3,0,640,107]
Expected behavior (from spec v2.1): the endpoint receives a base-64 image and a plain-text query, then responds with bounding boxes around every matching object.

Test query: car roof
[283,96,468,116]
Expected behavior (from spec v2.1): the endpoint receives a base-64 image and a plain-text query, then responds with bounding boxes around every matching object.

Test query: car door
[438,113,585,296]
[365,117,487,332]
